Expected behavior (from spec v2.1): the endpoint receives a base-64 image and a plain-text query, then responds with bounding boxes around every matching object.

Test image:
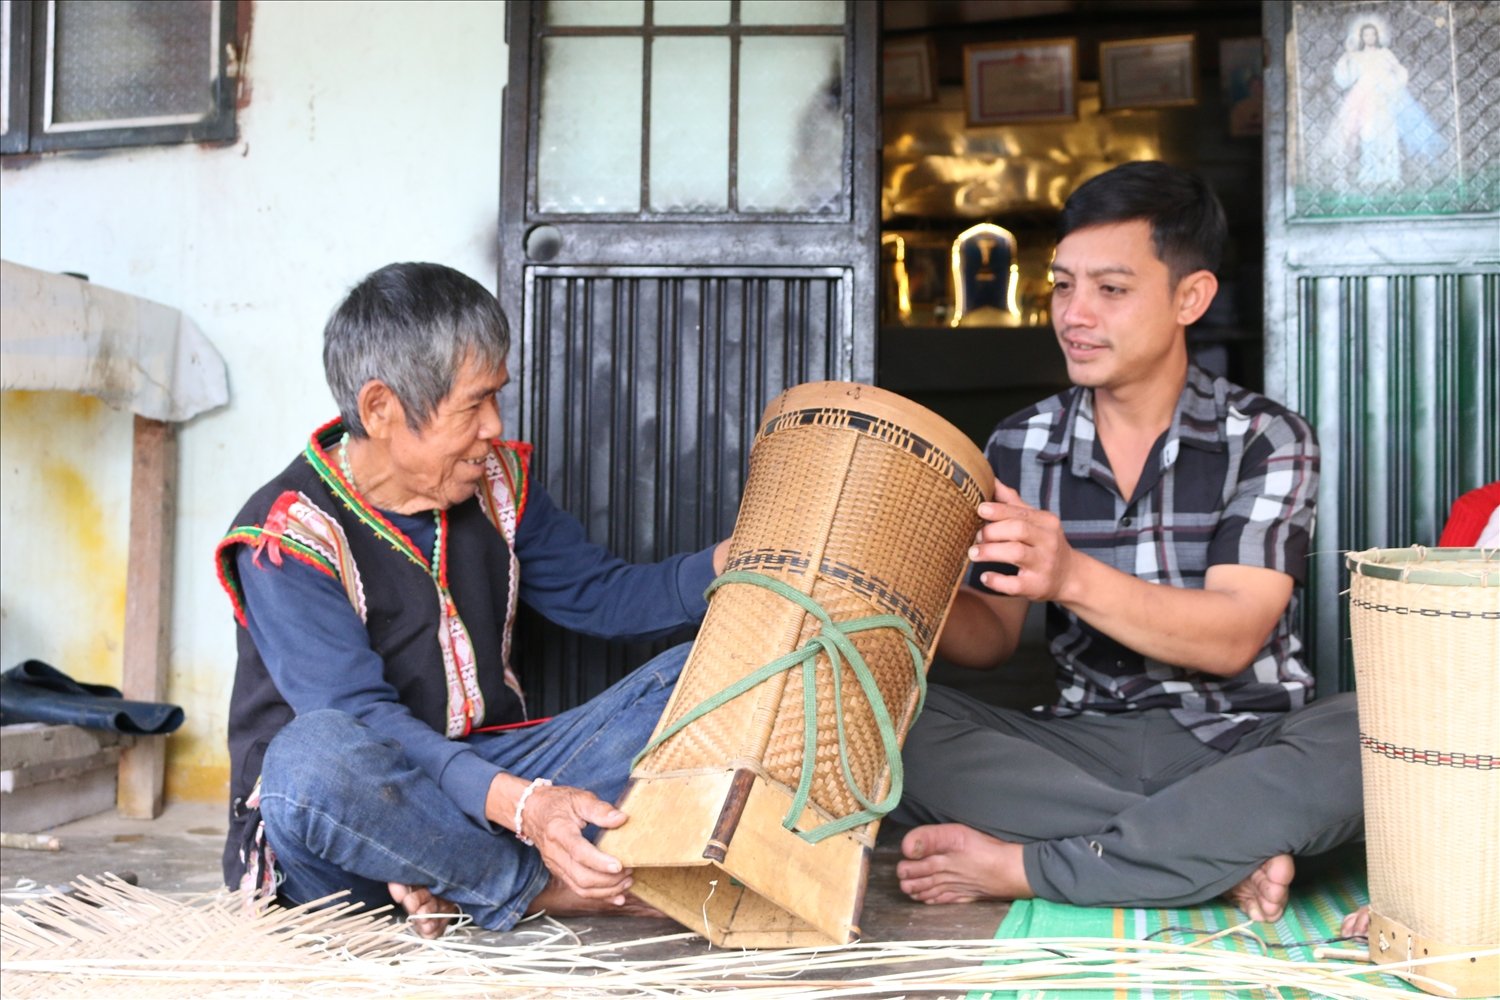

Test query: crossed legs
[259,644,688,933]
[892,687,1362,921]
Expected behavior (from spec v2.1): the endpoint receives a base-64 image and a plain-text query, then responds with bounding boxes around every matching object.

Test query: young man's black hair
[1057,161,1228,285]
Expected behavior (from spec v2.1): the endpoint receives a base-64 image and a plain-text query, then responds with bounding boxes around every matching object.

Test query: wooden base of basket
[1367,909,1500,998]
[599,768,873,947]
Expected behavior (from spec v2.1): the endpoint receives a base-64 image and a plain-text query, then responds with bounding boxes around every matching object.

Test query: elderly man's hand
[520,783,636,902]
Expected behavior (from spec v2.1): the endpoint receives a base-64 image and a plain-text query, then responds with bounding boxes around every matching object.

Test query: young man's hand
[970,480,1078,604]
[965,479,1294,677]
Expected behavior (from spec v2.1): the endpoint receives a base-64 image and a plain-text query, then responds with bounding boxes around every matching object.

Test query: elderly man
[895,162,1362,923]
[218,262,725,934]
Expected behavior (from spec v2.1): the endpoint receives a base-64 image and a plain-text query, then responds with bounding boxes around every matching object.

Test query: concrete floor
[0,667,1038,995]
[1,809,1009,999]
[0,655,1055,995]
[1,645,1049,941]
[0,798,1009,955]
[0,800,228,905]
[0,655,1046,995]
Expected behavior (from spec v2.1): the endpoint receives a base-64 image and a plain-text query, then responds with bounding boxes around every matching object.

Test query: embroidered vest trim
[216,418,533,735]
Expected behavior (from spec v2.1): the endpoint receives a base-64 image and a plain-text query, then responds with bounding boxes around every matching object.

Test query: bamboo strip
[4,880,1493,999]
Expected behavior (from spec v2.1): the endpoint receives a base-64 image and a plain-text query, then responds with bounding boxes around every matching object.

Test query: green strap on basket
[632,569,927,844]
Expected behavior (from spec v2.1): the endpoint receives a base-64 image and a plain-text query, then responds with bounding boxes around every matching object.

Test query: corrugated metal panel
[509,267,854,714]
[1297,271,1500,694]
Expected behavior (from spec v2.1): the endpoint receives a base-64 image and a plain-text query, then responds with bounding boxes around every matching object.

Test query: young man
[894,162,1362,922]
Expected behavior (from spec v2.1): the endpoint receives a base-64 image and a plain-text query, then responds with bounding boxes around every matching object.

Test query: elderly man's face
[385,355,509,511]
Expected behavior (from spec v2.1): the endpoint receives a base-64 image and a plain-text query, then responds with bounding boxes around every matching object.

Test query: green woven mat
[971,866,1422,999]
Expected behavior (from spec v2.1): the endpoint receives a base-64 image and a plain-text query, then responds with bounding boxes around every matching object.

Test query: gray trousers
[892,687,1364,908]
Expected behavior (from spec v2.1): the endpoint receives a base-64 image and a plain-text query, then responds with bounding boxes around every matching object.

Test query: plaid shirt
[977,365,1320,750]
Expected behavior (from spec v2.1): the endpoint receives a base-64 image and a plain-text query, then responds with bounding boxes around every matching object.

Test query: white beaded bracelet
[513,777,552,847]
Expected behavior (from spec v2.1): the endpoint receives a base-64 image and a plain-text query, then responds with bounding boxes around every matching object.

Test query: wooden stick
[0,832,61,851]
[118,415,176,820]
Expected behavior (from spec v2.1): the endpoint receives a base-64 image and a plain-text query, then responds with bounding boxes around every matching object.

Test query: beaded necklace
[340,432,442,585]
[331,427,485,735]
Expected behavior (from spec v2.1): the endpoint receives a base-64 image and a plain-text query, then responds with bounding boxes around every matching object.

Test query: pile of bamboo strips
[3,876,1489,998]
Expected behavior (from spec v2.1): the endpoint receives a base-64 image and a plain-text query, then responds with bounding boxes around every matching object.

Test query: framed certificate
[1100,35,1199,111]
[962,38,1078,126]
[884,36,937,107]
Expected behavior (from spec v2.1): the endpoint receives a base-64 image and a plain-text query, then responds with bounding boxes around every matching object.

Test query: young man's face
[1049,219,1194,394]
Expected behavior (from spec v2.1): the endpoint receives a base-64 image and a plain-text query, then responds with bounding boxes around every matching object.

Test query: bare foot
[1341,905,1370,939]
[388,882,461,939]
[1223,854,1295,922]
[525,877,666,919]
[896,823,1033,905]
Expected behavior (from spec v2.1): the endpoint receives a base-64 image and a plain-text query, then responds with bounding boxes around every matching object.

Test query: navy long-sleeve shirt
[237,480,715,829]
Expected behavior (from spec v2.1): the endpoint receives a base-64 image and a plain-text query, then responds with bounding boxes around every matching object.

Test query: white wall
[0,1,508,800]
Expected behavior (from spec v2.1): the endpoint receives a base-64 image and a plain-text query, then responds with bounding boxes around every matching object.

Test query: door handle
[525,225,562,262]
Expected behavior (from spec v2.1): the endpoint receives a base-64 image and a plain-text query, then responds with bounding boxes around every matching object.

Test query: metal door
[1263,1,1500,694]
[499,1,880,712]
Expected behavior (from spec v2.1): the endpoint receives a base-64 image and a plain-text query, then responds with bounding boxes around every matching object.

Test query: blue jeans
[257,643,687,930]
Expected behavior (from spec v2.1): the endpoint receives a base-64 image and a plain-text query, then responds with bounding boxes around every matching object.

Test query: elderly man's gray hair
[324,262,510,437]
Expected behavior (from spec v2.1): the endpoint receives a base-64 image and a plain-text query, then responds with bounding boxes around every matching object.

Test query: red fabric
[253,490,301,567]
[470,716,552,733]
[1438,480,1500,546]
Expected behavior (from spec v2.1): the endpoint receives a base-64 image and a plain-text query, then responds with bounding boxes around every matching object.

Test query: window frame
[0,0,32,154]
[2,0,239,157]
[527,0,853,223]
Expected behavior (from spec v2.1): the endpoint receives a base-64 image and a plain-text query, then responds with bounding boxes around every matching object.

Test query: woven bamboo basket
[1347,547,1500,998]
[598,381,991,947]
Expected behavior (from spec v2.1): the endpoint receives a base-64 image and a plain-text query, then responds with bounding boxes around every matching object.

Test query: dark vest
[216,423,525,885]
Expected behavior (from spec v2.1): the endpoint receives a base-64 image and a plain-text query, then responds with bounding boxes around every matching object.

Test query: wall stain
[39,460,129,683]
[167,670,231,803]
[5,391,231,806]
[166,731,229,804]
[2,391,128,687]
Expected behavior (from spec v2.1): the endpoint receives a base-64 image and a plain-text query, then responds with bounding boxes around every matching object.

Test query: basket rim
[762,381,993,497]
[1346,546,1500,586]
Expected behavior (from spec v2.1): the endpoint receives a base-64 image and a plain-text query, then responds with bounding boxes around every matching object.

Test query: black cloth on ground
[0,660,184,734]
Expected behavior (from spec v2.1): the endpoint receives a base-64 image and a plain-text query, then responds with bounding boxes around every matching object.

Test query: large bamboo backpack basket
[597,381,992,947]
[1347,547,1500,998]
